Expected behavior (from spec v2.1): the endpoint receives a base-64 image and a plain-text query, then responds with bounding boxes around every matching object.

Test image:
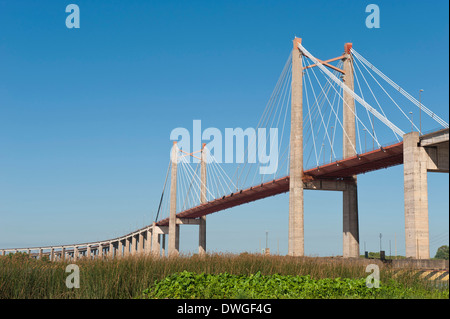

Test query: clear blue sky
[0,0,448,256]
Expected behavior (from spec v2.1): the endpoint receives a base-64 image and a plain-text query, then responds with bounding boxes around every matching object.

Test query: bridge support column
[131,235,137,255]
[342,43,360,258]
[403,132,430,259]
[168,142,180,256]
[152,223,161,257]
[288,37,304,257]
[145,229,151,255]
[342,181,359,257]
[161,234,166,256]
[117,240,123,258]
[199,143,207,256]
[126,237,131,256]
[109,242,114,258]
[138,232,144,254]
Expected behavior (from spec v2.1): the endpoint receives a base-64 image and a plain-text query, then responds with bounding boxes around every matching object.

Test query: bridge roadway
[156,140,404,226]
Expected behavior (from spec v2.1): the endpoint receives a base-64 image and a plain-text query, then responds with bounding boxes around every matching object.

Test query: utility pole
[265,231,268,250]
[395,233,397,259]
[389,240,391,259]
[363,128,367,153]
[371,114,375,150]
[409,112,413,132]
[322,143,325,164]
[379,233,382,252]
[417,238,419,260]
[330,126,334,162]
[419,89,424,135]
[236,167,239,191]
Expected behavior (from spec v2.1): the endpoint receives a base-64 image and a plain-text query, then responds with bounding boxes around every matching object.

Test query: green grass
[0,252,447,299]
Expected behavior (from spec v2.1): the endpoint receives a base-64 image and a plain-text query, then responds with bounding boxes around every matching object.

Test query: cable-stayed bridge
[1,38,448,261]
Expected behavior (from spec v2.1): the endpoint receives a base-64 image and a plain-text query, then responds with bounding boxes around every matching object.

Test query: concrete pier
[118,240,123,258]
[342,43,359,258]
[288,37,304,256]
[161,234,166,256]
[403,128,448,258]
[131,235,137,255]
[125,237,130,256]
[404,132,430,259]
[145,230,151,254]
[138,233,144,254]
[152,222,161,257]
[199,143,207,255]
[168,142,180,256]
[109,242,114,258]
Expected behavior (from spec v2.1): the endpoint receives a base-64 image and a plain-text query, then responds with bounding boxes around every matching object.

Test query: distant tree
[434,245,449,260]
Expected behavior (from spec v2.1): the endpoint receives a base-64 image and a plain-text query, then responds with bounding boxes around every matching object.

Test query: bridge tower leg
[342,43,360,258]
[403,132,430,259]
[288,37,305,257]
[199,143,207,256]
[168,142,180,256]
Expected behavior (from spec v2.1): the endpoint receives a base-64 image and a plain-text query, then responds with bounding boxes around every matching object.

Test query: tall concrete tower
[288,37,305,256]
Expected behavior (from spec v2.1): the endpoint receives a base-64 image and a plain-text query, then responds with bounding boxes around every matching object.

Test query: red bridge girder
[156,141,404,226]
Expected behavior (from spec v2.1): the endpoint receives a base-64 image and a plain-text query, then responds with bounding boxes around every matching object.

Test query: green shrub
[142,271,449,299]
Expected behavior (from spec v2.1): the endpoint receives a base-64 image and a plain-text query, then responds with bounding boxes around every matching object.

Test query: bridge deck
[156,141,404,226]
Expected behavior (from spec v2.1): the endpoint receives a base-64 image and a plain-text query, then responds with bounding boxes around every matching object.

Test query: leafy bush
[142,271,449,299]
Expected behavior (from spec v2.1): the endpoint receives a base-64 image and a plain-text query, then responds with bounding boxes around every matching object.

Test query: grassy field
[0,252,447,299]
